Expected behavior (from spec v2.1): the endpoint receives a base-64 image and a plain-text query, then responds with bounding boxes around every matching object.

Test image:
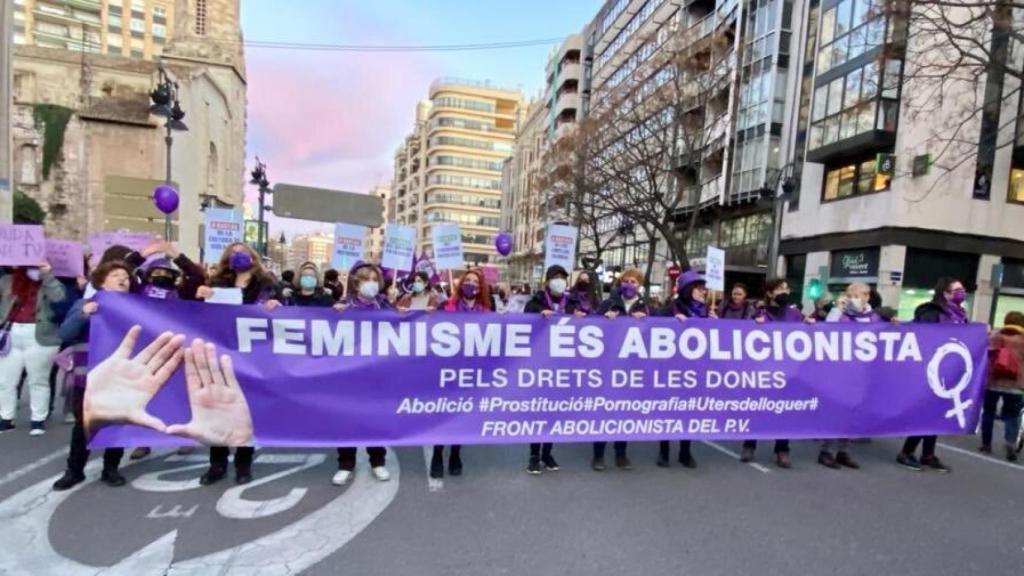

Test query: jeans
[529,443,553,458]
[981,390,1023,447]
[743,439,790,454]
[0,324,59,421]
[337,447,387,471]
[66,386,123,474]
[593,441,627,459]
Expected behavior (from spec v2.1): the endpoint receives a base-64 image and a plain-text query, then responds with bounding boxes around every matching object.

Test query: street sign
[273,184,384,226]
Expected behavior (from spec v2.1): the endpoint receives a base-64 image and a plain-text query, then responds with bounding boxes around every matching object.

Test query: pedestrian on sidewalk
[980,311,1024,462]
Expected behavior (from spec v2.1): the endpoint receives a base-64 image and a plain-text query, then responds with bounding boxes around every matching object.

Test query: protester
[658,269,713,468]
[741,279,809,468]
[818,282,881,470]
[718,282,755,320]
[522,265,577,475]
[896,277,966,472]
[194,242,281,485]
[592,269,650,471]
[430,268,492,479]
[127,241,207,301]
[396,271,442,311]
[331,261,392,486]
[323,268,344,301]
[289,262,334,307]
[981,311,1024,462]
[812,294,833,322]
[569,269,601,316]
[0,263,66,434]
[52,261,132,490]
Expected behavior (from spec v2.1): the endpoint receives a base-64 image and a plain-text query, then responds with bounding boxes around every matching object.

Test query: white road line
[702,441,772,474]
[937,442,1023,472]
[0,449,65,489]
[423,446,443,492]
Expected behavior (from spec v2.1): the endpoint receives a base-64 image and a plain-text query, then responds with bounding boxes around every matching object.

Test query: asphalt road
[0,402,1021,575]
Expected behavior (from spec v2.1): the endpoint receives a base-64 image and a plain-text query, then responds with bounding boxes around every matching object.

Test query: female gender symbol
[926,339,974,429]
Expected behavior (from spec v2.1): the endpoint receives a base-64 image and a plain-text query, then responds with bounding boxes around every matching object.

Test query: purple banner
[86,293,989,448]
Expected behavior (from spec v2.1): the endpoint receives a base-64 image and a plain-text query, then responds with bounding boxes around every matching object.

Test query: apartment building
[393,78,523,269]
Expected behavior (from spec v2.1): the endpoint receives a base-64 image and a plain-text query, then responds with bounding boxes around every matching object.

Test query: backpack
[990,341,1021,381]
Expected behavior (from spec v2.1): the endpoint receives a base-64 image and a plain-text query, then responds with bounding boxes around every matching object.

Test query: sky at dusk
[240,0,603,238]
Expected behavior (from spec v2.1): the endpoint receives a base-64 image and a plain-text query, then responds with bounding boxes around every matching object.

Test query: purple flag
[86,293,989,449]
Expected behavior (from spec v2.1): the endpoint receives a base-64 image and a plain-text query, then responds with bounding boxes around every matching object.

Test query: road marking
[0,450,400,576]
[937,442,1023,472]
[216,454,326,520]
[423,446,443,492]
[702,441,772,473]
[0,449,65,489]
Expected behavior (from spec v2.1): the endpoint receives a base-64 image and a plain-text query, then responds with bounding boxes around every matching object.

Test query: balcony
[554,91,579,118]
[67,0,102,11]
[557,62,582,89]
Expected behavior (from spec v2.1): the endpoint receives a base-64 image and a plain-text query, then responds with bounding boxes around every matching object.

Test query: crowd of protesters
[0,238,1017,493]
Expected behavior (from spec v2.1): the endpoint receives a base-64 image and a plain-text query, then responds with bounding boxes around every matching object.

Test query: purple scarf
[457,298,486,312]
[676,298,708,319]
[346,295,385,310]
[943,302,968,324]
[545,291,569,314]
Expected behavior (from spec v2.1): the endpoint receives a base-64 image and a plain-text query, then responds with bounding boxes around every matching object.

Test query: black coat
[598,294,651,316]
[524,290,582,315]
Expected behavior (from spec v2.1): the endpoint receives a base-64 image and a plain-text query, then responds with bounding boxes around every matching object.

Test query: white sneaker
[63,413,75,424]
[29,428,45,436]
[370,466,391,481]
[331,469,352,486]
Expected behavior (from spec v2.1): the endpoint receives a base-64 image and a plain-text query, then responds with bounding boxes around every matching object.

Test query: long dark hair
[931,277,960,305]
[210,242,273,288]
[574,269,600,307]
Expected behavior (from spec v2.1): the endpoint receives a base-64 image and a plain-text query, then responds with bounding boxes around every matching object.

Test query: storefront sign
[830,248,879,279]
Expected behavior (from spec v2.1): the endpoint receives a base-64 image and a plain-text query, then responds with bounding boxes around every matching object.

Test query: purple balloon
[153,184,179,214]
[495,232,513,256]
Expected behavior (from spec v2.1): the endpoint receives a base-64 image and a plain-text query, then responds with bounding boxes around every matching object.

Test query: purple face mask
[230,250,254,272]
[951,288,967,305]
[461,283,480,299]
[620,283,638,299]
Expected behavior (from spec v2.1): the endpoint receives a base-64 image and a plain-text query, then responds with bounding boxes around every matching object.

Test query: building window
[195,0,207,36]
[153,23,166,37]
[131,0,145,9]
[109,14,122,27]
[131,49,144,58]
[822,156,890,201]
[108,33,122,47]
[154,6,166,18]
[817,0,885,74]
[808,60,884,150]
[130,18,145,32]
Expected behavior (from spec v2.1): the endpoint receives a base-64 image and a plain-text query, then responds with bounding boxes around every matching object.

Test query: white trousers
[0,323,59,422]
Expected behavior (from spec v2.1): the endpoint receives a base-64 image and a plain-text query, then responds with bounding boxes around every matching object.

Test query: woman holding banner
[717,282,755,320]
[52,261,132,490]
[289,262,335,307]
[0,262,66,435]
[194,242,281,486]
[569,269,601,316]
[658,269,715,469]
[396,271,442,311]
[741,279,809,468]
[430,268,493,479]
[331,261,392,486]
[522,265,578,475]
[592,269,651,471]
[896,277,966,473]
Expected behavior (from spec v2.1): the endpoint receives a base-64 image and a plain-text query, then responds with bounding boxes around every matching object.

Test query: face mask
[230,251,254,272]
[358,281,379,299]
[412,281,426,294]
[951,288,967,305]
[774,292,793,307]
[575,280,589,292]
[620,283,638,299]
[25,268,41,282]
[461,283,479,299]
[549,278,567,295]
[845,296,864,314]
[150,275,176,289]
[300,276,317,290]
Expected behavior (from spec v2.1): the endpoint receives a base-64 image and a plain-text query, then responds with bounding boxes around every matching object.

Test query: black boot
[657,441,670,467]
[235,466,253,485]
[678,441,697,468]
[100,468,126,487]
[53,470,86,491]
[199,465,227,486]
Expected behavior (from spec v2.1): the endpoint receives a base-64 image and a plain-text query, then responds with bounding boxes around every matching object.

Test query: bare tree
[891,0,1022,195]
[539,15,738,279]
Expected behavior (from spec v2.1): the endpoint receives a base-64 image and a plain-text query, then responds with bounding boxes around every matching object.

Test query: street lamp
[149,63,187,240]
[759,165,797,280]
[249,157,272,257]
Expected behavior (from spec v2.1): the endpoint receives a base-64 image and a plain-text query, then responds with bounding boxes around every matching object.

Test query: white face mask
[359,281,380,299]
[412,281,426,294]
[25,268,41,282]
[846,296,864,313]
[548,278,567,295]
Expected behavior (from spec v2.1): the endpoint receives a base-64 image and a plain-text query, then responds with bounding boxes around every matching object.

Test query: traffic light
[806,278,824,300]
